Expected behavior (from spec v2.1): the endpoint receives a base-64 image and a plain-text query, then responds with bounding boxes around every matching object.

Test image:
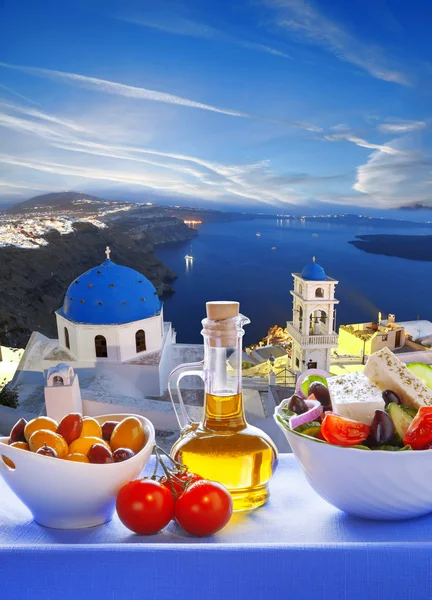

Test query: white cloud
[264,0,409,85]
[0,62,321,133]
[378,120,427,134]
[119,13,291,58]
[0,62,250,118]
[0,83,39,105]
[324,132,405,155]
[0,104,304,207]
[353,137,432,208]
[1,102,87,132]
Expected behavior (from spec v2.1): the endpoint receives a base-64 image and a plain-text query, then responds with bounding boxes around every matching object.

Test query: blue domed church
[6,247,184,406]
[56,248,165,362]
[286,258,339,373]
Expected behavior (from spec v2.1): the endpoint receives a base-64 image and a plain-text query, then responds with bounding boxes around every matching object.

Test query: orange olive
[57,413,83,444]
[69,436,110,457]
[80,417,102,439]
[10,441,30,451]
[65,453,90,463]
[29,429,68,458]
[24,417,57,442]
[110,417,146,454]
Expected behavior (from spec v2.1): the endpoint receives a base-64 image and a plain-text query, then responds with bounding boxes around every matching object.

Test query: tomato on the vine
[116,479,175,535]
[175,480,233,537]
[160,472,203,497]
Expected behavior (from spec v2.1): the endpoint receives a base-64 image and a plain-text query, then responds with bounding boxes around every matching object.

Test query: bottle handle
[168,361,205,432]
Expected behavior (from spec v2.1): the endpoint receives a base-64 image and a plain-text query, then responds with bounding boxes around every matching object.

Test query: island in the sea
[350,234,432,261]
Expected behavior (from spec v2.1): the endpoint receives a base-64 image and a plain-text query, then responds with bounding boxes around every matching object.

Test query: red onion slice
[295,369,331,399]
[289,398,323,429]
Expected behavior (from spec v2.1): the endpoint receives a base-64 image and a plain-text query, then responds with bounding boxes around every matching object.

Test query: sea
[156,217,432,346]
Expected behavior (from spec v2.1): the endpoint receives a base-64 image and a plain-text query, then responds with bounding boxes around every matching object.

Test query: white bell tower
[44,363,83,422]
[286,258,339,373]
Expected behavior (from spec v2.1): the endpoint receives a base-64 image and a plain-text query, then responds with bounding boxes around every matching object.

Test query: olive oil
[171,392,277,511]
[169,301,278,512]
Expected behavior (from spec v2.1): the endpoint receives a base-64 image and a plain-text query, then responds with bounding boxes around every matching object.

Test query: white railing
[286,322,338,347]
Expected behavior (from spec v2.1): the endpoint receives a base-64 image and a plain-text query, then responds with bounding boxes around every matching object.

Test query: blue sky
[0,0,431,213]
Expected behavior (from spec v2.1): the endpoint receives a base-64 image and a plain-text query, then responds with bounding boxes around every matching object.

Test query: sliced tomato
[403,406,432,450]
[321,414,370,446]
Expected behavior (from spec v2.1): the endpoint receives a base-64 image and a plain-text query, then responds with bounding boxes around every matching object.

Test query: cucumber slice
[401,405,418,418]
[300,425,321,439]
[294,421,321,433]
[406,363,432,390]
[387,402,414,439]
[351,445,371,450]
[399,445,413,451]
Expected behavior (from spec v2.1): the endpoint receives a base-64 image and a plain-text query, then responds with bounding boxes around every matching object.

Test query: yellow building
[337,315,405,358]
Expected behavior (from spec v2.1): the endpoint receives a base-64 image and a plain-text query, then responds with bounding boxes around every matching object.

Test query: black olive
[287,394,309,415]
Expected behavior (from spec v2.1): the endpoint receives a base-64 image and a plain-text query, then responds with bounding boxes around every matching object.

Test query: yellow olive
[110,417,146,454]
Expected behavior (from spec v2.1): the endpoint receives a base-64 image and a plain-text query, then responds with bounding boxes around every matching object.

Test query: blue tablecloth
[1,454,432,600]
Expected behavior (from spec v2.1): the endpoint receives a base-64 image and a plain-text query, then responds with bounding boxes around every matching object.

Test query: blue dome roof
[58,259,162,325]
[301,260,327,281]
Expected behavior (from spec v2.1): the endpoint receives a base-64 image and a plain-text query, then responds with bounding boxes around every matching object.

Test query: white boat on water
[256,232,261,237]
[185,254,193,261]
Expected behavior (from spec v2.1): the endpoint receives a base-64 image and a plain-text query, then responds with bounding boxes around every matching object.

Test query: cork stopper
[206,301,239,321]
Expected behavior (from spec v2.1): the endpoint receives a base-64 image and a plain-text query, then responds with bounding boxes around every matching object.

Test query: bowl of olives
[0,413,155,529]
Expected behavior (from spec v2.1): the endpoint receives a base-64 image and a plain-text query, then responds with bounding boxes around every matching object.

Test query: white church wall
[304,348,328,371]
[56,314,79,357]
[57,314,163,363]
[116,314,163,361]
[78,325,120,362]
[304,282,334,301]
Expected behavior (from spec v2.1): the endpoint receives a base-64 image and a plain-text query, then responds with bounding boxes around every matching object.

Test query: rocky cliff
[0,212,197,347]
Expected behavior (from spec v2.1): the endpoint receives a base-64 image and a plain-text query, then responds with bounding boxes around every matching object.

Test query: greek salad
[278,347,432,451]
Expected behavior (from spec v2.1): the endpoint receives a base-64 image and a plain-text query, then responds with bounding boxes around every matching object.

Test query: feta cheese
[364,346,432,409]
[327,371,385,425]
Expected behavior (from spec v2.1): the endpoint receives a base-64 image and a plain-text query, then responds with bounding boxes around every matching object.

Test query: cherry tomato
[175,480,233,537]
[403,406,432,450]
[160,472,203,497]
[321,414,370,446]
[116,479,175,535]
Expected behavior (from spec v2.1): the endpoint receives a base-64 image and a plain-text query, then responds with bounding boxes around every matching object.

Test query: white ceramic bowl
[0,414,155,529]
[274,400,432,520]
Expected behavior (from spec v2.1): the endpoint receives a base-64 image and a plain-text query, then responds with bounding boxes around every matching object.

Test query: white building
[12,248,177,402]
[286,258,339,373]
[44,363,83,422]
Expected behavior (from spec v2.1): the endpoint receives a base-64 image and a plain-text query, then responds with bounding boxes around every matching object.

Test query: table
[1,454,432,600]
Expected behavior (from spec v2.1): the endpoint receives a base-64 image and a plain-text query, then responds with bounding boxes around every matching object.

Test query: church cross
[105,246,111,260]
